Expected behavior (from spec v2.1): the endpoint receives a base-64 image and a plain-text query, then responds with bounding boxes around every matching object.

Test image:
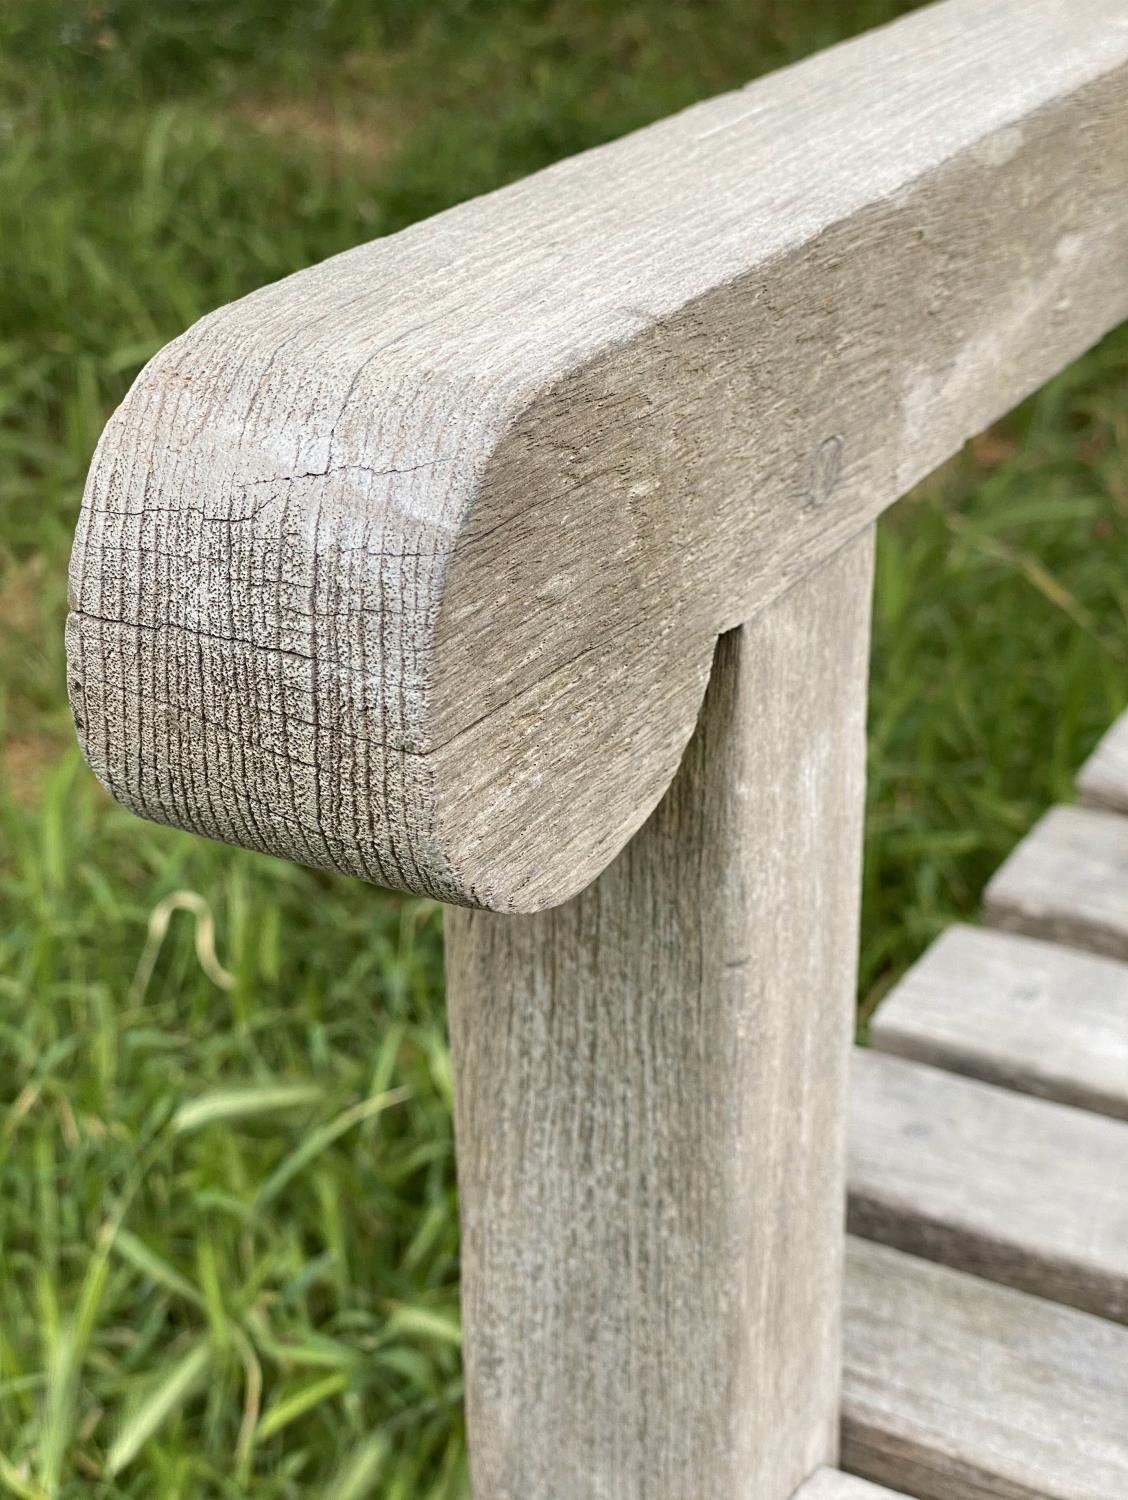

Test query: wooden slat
[983,804,1128,960]
[843,1237,1128,1500]
[1077,710,1128,814]
[797,1470,909,1500]
[869,924,1128,1120]
[848,1048,1128,1321]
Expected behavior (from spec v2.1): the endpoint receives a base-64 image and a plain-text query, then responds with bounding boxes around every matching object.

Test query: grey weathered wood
[984,804,1128,961]
[797,1471,910,1500]
[843,1237,1128,1500]
[870,923,1128,1120]
[446,537,873,1500]
[849,1047,1128,1321]
[67,0,1128,911]
[1077,708,1128,814]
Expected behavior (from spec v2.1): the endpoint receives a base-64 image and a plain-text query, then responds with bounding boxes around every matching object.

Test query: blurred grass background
[0,1,1125,1494]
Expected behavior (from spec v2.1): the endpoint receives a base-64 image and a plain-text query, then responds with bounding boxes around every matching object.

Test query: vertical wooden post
[446,532,874,1500]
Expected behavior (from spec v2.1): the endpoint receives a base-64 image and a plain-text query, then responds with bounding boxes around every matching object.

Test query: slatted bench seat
[845,706,1128,1498]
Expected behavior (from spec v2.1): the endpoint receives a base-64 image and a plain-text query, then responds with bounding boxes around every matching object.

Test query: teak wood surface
[448,535,872,1498]
[67,0,1128,911]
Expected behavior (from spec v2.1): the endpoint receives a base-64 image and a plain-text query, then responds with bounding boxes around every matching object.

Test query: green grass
[1,1,1126,1494]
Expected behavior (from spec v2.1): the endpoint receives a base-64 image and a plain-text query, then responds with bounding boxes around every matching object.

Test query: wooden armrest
[67,0,1128,910]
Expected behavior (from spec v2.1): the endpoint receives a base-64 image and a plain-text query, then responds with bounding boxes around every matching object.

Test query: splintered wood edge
[67,0,1128,911]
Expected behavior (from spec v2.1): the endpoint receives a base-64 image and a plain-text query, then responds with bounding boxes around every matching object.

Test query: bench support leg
[446,531,874,1500]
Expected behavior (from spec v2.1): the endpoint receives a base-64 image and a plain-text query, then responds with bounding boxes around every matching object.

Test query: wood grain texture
[869,923,1128,1119]
[842,1237,1128,1500]
[446,537,872,1500]
[67,0,1128,910]
[848,1048,1128,1321]
[984,804,1128,961]
[797,1471,909,1500]
[1077,709,1128,814]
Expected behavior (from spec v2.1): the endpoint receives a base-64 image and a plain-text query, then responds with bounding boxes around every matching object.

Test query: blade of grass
[172,1084,324,1134]
[255,1372,348,1443]
[255,1089,409,1208]
[384,1305,462,1349]
[106,1340,211,1476]
[324,1438,387,1500]
[0,1451,48,1500]
[111,1230,202,1306]
[37,1221,114,1493]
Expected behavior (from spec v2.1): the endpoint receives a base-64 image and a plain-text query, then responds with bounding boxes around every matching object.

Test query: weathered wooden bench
[66,0,1128,1496]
